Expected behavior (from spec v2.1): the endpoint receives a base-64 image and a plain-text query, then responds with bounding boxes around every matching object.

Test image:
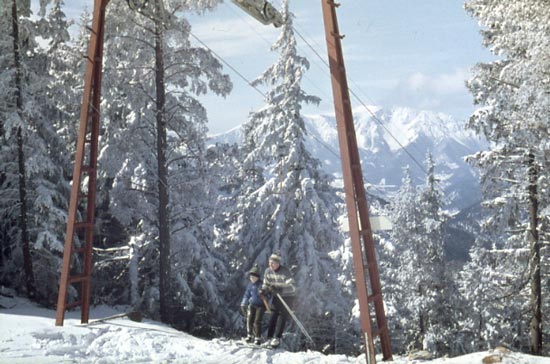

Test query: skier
[239,264,266,345]
[260,252,296,348]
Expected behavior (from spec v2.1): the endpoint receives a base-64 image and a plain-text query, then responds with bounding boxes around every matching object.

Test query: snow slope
[1,296,549,364]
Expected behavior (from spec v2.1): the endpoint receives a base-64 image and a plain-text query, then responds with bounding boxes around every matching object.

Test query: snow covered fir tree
[90,0,233,330]
[0,0,549,361]
[212,0,356,353]
[460,0,550,355]
[0,0,72,306]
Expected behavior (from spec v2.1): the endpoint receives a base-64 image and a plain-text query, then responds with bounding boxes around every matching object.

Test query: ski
[215,338,282,351]
[236,342,266,349]
[86,311,142,325]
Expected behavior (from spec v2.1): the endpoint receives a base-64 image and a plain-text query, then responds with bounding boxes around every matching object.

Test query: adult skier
[260,252,296,348]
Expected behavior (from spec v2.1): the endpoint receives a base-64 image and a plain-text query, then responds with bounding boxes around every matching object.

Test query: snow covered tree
[0,0,36,299]
[221,0,353,351]
[416,154,457,354]
[386,157,453,355]
[91,0,232,330]
[46,6,88,153]
[464,0,550,354]
[0,0,71,305]
[388,167,426,352]
[458,229,530,352]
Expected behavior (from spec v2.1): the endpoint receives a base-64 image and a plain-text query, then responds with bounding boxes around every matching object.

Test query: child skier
[240,264,267,345]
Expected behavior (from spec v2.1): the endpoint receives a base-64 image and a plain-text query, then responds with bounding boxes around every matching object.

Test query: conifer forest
[0,0,549,358]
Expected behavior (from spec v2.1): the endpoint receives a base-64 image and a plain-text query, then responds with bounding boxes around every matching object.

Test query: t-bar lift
[54,0,392,362]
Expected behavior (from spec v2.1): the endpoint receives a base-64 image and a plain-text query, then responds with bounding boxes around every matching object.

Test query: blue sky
[57,0,493,134]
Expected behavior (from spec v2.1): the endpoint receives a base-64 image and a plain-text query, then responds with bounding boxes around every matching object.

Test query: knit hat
[269,252,281,262]
[248,264,260,277]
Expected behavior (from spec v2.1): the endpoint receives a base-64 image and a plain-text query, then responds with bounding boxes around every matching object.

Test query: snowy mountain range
[210,106,488,211]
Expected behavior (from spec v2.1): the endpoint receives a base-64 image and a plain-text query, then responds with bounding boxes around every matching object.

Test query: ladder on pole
[55,0,110,326]
[320,1,392,362]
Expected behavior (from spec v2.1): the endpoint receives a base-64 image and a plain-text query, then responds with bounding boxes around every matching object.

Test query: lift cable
[291,26,428,175]
[189,32,266,99]
[292,21,377,105]
[221,1,335,102]
[189,30,392,197]
[216,2,427,175]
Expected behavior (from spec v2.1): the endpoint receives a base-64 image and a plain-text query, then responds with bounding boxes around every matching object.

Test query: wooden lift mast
[55,1,393,362]
[55,0,109,326]
[321,1,392,362]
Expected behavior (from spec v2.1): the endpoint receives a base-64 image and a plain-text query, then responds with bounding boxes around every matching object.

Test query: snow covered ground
[1,296,549,364]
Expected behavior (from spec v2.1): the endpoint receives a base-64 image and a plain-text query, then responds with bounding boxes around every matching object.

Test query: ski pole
[276,293,314,345]
[260,293,272,313]
[86,311,142,325]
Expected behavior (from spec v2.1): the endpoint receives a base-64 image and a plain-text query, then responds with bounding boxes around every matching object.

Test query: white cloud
[405,68,470,95]
[407,72,428,90]
[432,68,470,94]
[189,16,280,58]
[383,68,474,118]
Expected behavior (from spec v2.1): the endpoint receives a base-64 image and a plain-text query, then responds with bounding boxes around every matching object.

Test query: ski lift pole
[320,0,392,362]
[56,0,110,326]
[276,293,314,345]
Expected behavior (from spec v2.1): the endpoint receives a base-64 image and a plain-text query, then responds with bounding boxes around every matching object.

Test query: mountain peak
[209,106,486,209]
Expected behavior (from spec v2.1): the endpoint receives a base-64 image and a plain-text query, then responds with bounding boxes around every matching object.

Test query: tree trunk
[11,0,35,299]
[527,151,542,355]
[154,0,171,324]
[478,313,484,351]
[417,284,425,350]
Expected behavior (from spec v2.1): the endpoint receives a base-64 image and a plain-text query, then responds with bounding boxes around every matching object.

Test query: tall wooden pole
[56,0,110,326]
[320,1,392,362]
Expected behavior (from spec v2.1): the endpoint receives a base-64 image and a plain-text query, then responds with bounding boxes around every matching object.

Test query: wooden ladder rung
[81,166,94,174]
[73,247,86,254]
[74,222,93,230]
[65,300,83,310]
[367,293,381,303]
[69,275,89,284]
[371,328,379,338]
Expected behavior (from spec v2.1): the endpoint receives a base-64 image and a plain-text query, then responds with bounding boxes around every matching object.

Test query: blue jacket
[240,280,263,307]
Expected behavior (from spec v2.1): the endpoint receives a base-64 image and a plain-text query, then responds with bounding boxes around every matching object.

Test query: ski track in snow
[1,297,549,364]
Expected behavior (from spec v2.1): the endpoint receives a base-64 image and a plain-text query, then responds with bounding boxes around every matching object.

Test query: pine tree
[464,0,550,354]
[386,167,422,351]
[416,154,456,354]
[92,0,231,330]
[0,0,71,304]
[47,5,87,155]
[387,157,452,355]
[459,231,530,351]
[222,0,352,350]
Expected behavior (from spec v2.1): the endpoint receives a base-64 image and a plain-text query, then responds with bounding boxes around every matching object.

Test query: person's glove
[240,305,247,316]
